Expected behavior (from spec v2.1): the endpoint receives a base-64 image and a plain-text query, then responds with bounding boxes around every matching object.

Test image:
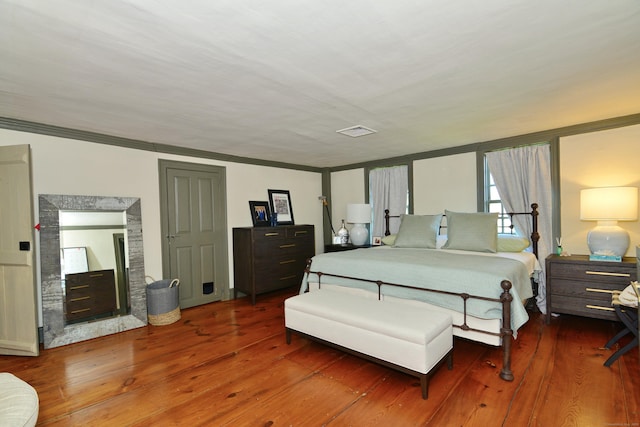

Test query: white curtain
[486,144,553,314]
[369,165,408,237]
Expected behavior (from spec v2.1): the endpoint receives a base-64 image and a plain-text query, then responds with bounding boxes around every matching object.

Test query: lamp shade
[580,187,638,221]
[580,186,638,257]
[346,204,371,224]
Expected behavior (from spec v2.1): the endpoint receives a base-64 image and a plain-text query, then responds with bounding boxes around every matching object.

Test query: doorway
[159,160,229,308]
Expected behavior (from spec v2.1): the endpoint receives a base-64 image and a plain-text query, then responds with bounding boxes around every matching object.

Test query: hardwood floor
[1,288,638,426]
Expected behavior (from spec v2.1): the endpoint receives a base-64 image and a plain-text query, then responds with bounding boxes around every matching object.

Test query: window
[485,166,514,235]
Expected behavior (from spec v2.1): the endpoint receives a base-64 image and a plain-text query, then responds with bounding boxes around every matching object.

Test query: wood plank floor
[1,288,638,426]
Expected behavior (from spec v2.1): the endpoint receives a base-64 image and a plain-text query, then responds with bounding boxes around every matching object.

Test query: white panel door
[0,144,39,356]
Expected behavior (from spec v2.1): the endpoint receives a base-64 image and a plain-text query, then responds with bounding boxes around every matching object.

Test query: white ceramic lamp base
[350,223,369,246]
[587,224,629,257]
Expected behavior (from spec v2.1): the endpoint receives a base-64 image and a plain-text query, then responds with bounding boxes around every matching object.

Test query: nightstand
[324,243,371,253]
[545,254,637,323]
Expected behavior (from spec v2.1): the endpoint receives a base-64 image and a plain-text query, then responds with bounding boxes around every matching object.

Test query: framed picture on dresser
[249,201,271,227]
[268,189,295,225]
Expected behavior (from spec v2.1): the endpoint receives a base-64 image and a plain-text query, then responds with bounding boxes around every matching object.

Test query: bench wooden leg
[285,328,292,344]
[420,374,429,399]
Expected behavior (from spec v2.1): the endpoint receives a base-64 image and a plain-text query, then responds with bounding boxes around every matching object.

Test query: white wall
[0,128,323,325]
[560,124,640,257]
[328,154,479,239]
[414,153,477,214]
[330,168,365,236]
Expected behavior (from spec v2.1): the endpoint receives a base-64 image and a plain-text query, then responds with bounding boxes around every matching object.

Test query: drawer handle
[280,259,296,265]
[294,231,308,235]
[585,270,630,278]
[279,244,296,249]
[69,296,91,302]
[585,288,615,294]
[69,285,90,290]
[89,273,104,278]
[280,275,297,281]
[585,304,615,312]
[264,232,280,237]
[70,308,92,314]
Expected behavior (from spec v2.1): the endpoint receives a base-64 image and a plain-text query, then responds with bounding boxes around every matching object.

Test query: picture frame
[267,189,295,225]
[372,236,382,246]
[249,201,271,227]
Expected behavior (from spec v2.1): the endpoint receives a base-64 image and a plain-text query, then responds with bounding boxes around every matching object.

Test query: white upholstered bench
[0,373,39,427]
[285,290,453,399]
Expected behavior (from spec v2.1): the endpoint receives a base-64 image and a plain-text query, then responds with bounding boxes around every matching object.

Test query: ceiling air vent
[336,125,377,138]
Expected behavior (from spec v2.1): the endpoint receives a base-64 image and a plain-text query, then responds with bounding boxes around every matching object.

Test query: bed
[299,204,541,381]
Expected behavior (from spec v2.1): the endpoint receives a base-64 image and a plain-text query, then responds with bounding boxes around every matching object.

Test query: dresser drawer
[66,296,118,321]
[254,239,314,262]
[286,226,313,239]
[253,228,287,241]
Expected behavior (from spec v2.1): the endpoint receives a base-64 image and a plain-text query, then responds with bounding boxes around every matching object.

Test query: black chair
[603,288,639,367]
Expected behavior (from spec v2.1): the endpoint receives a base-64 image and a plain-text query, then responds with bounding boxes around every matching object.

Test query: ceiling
[1,1,640,168]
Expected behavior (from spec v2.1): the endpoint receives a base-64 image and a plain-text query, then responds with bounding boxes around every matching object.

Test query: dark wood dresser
[233,225,315,305]
[64,269,118,322]
[546,254,637,323]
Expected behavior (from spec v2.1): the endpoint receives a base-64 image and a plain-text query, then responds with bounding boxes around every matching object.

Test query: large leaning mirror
[39,194,146,349]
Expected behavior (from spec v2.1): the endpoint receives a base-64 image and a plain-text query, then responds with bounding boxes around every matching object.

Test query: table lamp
[580,186,638,258]
[347,203,371,246]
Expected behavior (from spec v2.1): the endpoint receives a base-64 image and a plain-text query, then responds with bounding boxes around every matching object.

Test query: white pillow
[442,210,498,253]
[393,214,443,248]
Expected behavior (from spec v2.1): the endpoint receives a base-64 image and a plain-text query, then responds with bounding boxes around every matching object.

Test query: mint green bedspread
[299,247,534,333]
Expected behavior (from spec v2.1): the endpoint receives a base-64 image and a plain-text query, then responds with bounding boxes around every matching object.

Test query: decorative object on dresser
[580,186,638,260]
[267,189,294,225]
[233,225,314,304]
[337,219,349,244]
[65,269,118,323]
[545,254,637,323]
[346,203,372,246]
[248,201,271,227]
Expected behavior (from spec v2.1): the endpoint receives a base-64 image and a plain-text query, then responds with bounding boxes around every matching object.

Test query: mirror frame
[39,194,146,349]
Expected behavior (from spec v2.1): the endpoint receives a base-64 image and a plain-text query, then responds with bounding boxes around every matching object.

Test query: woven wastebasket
[146,277,181,326]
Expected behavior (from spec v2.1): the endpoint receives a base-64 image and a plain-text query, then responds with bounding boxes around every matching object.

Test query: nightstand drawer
[550,294,617,321]
[549,278,625,299]
[550,263,634,284]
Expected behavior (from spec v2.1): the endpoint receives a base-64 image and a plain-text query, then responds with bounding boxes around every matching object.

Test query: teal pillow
[442,210,498,253]
[498,235,530,252]
[393,214,442,248]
